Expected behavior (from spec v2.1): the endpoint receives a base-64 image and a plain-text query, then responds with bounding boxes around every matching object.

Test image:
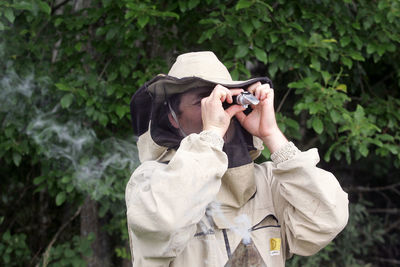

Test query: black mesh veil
[130,75,273,167]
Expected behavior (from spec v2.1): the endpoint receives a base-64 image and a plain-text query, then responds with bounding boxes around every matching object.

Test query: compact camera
[232,91,259,108]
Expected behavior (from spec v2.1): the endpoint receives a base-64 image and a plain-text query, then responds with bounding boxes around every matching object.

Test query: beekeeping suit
[126,51,349,267]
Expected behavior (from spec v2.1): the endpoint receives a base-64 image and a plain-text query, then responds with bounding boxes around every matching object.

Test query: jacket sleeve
[125,131,228,264]
[260,142,349,257]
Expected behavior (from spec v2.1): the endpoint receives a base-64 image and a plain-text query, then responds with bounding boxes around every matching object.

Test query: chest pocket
[250,215,285,267]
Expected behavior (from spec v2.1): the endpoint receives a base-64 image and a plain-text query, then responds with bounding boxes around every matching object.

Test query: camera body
[232,92,260,108]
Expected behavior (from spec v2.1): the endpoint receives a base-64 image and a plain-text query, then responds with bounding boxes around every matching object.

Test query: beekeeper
[126,51,349,267]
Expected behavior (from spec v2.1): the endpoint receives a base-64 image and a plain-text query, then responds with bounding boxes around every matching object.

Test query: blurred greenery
[0,0,399,266]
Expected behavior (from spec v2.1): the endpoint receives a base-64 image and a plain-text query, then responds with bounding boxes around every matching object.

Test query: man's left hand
[235,82,288,153]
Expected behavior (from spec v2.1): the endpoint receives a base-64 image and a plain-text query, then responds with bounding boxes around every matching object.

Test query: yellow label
[270,238,281,251]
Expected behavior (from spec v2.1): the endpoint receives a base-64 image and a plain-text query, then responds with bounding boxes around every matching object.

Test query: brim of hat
[146,74,273,101]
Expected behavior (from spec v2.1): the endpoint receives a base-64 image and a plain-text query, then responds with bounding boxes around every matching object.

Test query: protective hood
[130,51,271,208]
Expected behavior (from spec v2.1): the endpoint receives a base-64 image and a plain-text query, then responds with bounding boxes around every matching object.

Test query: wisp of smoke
[207,201,253,245]
[1,65,139,199]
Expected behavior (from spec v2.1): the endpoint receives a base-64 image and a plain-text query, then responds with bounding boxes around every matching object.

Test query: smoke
[207,202,253,245]
[1,65,139,200]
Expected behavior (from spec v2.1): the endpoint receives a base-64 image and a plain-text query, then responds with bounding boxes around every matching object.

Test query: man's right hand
[201,85,245,138]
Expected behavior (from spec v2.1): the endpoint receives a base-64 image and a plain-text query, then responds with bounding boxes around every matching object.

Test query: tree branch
[276,87,292,113]
[36,205,82,267]
[368,208,400,214]
[369,257,400,265]
[385,218,400,234]
[98,58,112,81]
[52,0,71,14]
[346,182,400,193]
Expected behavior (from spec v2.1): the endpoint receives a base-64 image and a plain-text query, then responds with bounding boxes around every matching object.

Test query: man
[126,51,349,266]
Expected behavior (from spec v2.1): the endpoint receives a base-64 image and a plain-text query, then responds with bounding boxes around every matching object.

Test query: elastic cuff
[270,142,300,164]
[199,130,224,150]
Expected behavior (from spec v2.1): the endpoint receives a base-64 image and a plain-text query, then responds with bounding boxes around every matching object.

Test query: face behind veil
[152,86,257,168]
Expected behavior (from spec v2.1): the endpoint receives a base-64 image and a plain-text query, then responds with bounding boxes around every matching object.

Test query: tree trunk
[80,196,111,267]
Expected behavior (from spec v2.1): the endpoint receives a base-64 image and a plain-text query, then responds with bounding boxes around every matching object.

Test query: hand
[235,82,288,153]
[201,85,246,138]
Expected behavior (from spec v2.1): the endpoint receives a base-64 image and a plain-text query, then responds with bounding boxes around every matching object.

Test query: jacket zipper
[222,229,232,259]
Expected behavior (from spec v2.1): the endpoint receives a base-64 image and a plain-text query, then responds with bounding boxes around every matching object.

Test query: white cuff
[199,130,224,150]
[271,141,300,164]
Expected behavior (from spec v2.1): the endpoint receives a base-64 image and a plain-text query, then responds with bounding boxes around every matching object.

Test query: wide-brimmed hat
[130,51,272,136]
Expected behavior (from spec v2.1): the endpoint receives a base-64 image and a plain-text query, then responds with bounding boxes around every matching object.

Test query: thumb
[225,105,246,118]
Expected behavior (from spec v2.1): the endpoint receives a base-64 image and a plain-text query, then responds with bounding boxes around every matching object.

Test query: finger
[255,87,261,99]
[227,88,244,104]
[235,110,247,125]
[260,88,267,101]
[265,87,274,100]
[247,82,261,94]
[225,104,246,118]
[258,84,273,100]
[229,88,245,95]
[211,84,231,102]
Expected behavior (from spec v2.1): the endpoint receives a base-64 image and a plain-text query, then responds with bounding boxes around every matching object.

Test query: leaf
[349,51,365,61]
[352,22,361,30]
[4,8,15,23]
[13,152,21,166]
[311,56,321,71]
[235,45,248,58]
[312,117,324,134]
[137,16,149,28]
[341,56,353,68]
[55,83,72,91]
[241,22,253,37]
[56,192,67,206]
[38,1,51,15]
[231,68,239,80]
[289,22,304,32]
[115,105,127,119]
[66,184,74,193]
[359,143,369,157]
[60,93,74,108]
[330,110,341,123]
[187,0,200,9]
[251,18,262,29]
[235,0,252,10]
[254,47,267,64]
[354,105,365,121]
[120,64,130,78]
[270,34,278,44]
[335,84,347,92]
[74,42,83,52]
[321,71,331,85]
[61,176,70,184]
[54,18,63,27]
[340,36,351,47]
[198,28,215,43]
[0,22,4,31]
[33,176,46,185]
[99,113,109,126]
[106,27,118,40]
[322,38,337,43]
[366,43,375,54]
[108,72,118,82]
[3,231,11,241]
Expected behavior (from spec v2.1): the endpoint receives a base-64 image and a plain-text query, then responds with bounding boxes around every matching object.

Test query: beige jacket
[125,130,349,266]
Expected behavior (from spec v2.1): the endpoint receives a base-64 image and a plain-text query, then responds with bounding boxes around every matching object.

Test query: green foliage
[43,234,94,267]
[287,202,387,266]
[1,0,399,266]
[0,231,31,266]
